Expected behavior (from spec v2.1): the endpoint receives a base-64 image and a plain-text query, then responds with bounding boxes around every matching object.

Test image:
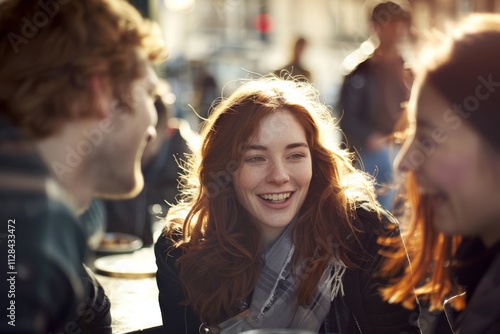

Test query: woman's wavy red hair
[165,77,380,325]
[376,14,500,311]
[378,173,464,311]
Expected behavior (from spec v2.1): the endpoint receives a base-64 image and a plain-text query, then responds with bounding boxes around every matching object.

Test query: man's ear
[89,74,112,119]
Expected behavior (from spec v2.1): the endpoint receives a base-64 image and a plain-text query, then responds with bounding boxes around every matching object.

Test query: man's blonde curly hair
[0,0,168,138]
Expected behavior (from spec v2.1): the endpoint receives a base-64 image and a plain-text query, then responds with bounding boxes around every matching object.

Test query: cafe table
[91,246,164,334]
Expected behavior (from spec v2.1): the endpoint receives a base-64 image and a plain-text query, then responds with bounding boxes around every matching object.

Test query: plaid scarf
[211,221,346,333]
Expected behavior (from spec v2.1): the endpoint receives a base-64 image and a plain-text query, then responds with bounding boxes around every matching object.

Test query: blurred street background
[129,0,500,131]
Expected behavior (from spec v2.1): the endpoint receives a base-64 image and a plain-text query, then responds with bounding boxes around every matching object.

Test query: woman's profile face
[396,82,500,246]
[232,110,313,245]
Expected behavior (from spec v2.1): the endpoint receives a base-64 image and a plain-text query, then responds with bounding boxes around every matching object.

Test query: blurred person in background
[155,77,420,333]
[380,13,500,334]
[191,60,219,124]
[337,0,414,210]
[0,0,167,332]
[273,36,312,82]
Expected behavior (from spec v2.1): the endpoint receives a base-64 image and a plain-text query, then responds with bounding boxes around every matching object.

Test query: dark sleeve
[344,204,421,334]
[338,63,375,150]
[73,265,112,334]
[154,234,202,334]
[0,195,87,333]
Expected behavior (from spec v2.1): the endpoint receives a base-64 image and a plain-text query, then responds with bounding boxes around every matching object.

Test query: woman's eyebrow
[286,142,309,149]
[244,142,309,151]
[244,144,267,151]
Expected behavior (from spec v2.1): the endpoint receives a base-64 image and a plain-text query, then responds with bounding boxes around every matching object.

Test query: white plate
[94,248,156,278]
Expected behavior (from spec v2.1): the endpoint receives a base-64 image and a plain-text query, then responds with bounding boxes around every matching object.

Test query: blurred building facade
[132,0,500,127]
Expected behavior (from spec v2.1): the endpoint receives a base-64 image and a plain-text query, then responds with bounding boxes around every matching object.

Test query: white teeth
[261,193,291,202]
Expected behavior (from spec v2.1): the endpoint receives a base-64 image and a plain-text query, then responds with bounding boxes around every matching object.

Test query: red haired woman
[381,14,500,334]
[155,78,420,333]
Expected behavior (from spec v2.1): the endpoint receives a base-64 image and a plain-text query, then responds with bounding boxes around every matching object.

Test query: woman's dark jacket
[445,239,500,334]
[155,203,421,334]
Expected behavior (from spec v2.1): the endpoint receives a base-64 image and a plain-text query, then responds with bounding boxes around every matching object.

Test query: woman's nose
[266,162,290,185]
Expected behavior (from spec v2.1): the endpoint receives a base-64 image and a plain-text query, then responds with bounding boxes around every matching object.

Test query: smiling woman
[154,77,421,334]
[380,13,500,334]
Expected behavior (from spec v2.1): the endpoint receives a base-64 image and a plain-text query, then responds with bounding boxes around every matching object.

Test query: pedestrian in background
[338,0,414,210]
[273,36,312,82]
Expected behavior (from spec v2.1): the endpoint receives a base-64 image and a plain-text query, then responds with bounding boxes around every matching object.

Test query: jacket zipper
[352,312,363,334]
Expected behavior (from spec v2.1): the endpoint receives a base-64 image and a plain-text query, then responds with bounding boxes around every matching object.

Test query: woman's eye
[289,153,306,160]
[245,156,265,163]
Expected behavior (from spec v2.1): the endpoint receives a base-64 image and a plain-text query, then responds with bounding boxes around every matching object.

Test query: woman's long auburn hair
[379,13,500,311]
[165,77,379,325]
[378,173,464,311]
